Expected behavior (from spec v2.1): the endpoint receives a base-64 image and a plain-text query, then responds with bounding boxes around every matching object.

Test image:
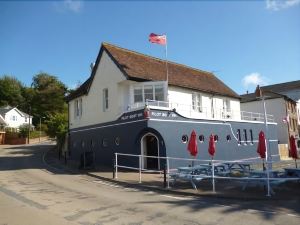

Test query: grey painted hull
[69,109,279,169]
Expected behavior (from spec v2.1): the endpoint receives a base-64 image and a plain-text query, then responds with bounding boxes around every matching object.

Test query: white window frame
[192,92,202,112]
[103,88,109,111]
[131,81,167,104]
[74,98,83,119]
[223,99,230,111]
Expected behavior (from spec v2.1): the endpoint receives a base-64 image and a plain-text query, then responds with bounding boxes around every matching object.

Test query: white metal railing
[123,100,274,122]
[114,153,299,196]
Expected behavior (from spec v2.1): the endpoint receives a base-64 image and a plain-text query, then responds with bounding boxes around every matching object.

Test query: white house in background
[0,106,33,129]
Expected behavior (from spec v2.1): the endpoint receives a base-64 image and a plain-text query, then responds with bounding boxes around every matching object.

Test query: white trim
[150,118,278,143]
[70,119,147,133]
[150,118,277,125]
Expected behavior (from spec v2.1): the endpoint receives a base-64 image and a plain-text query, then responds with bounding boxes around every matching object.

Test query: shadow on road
[0,144,77,175]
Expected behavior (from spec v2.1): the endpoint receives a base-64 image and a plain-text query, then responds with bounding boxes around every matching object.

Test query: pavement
[44,147,300,201]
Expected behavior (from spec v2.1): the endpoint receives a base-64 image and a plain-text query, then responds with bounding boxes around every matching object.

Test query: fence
[114,153,299,197]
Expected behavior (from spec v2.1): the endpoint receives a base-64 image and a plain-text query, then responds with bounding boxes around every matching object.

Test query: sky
[0,0,299,95]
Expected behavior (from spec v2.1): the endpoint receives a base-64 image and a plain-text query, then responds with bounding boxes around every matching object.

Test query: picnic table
[224,162,251,173]
[240,170,290,195]
[284,168,300,178]
[170,164,228,189]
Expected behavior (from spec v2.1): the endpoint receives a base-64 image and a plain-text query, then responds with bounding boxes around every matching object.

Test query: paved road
[0,143,299,225]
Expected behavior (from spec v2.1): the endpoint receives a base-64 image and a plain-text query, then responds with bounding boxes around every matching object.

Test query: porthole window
[214,135,219,142]
[199,135,205,143]
[226,135,231,142]
[182,135,188,143]
[102,138,108,147]
[115,137,120,146]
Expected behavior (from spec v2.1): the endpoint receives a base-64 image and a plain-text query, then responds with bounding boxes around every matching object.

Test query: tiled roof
[0,106,12,117]
[65,77,92,101]
[240,91,296,103]
[261,80,300,93]
[66,42,240,101]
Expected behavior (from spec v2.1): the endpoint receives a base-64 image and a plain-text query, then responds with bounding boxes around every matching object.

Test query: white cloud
[53,0,84,13]
[266,0,300,11]
[242,73,269,90]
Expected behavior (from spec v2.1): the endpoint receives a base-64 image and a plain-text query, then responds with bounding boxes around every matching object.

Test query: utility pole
[39,116,45,143]
[39,117,41,143]
[27,106,31,144]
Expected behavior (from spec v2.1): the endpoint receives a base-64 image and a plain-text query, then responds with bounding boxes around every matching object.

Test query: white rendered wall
[168,86,240,120]
[241,98,288,144]
[69,51,126,129]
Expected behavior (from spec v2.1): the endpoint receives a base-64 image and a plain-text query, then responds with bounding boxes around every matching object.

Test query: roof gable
[103,43,239,98]
[66,42,240,101]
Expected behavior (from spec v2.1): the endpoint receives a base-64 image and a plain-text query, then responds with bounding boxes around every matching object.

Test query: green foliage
[18,124,30,138]
[46,112,68,147]
[29,130,47,139]
[0,75,24,107]
[1,73,69,147]
[19,87,35,115]
[31,73,67,121]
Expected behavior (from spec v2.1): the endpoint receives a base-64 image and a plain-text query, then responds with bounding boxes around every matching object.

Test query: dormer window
[134,88,143,103]
[132,82,166,104]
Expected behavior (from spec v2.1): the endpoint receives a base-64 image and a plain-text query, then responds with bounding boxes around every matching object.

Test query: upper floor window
[74,98,83,118]
[10,115,17,121]
[144,85,154,101]
[154,85,164,101]
[133,83,165,103]
[223,99,230,111]
[134,87,143,103]
[103,88,109,111]
[192,93,202,112]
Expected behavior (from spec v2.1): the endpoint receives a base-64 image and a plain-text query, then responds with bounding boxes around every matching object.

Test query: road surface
[0,143,299,225]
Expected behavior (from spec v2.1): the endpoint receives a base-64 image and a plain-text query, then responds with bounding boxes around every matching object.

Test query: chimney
[90,62,95,72]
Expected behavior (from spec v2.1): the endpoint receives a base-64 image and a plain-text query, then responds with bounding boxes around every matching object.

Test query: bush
[46,112,68,150]
[19,124,29,138]
[29,130,47,139]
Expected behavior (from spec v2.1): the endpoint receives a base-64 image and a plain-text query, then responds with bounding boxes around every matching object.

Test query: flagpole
[165,35,169,101]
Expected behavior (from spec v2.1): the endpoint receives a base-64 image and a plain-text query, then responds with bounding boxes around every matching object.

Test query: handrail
[124,100,275,122]
[114,152,297,196]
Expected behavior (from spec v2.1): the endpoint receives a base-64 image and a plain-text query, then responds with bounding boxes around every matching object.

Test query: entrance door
[141,133,159,170]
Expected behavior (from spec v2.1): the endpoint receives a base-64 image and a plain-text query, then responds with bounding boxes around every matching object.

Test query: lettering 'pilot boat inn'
[66,43,279,169]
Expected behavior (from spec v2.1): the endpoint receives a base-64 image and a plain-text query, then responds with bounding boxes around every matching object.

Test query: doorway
[141,133,159,170]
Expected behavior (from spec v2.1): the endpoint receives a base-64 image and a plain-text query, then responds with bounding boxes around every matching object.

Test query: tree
[31,72,68,123]
[19,87,35,115]
[46,112,68,150]
[0,75,24,107]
